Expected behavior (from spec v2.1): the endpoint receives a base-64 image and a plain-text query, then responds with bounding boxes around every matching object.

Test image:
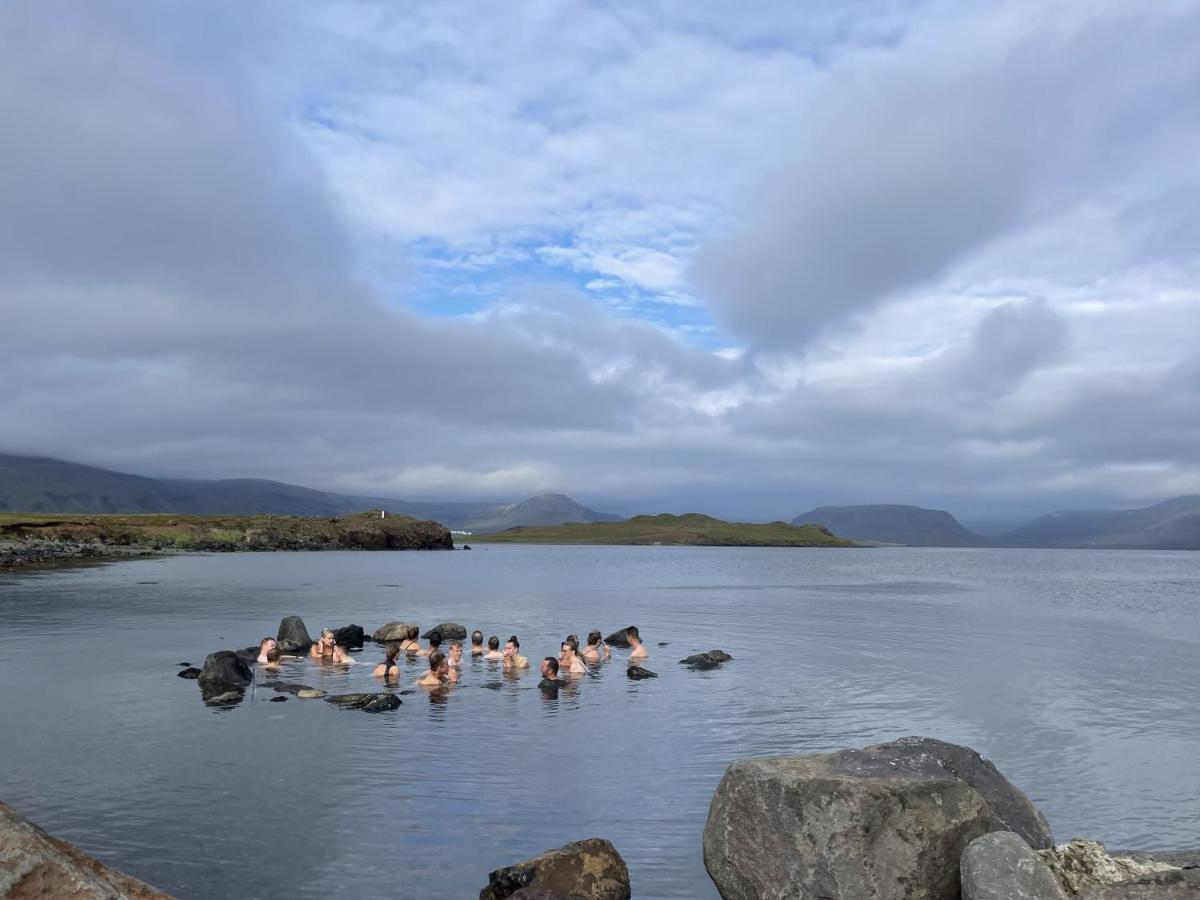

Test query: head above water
[428,630,443,649]
[487,635,499,650]
[541,657,559,677]
[259,637,276,653]
[587,630,602,647]
[266,647,281,663]
[428,650,447,673]
[471,630,483,647]
[506,636,520,653]
[407,624,420,641]
[626,625,640,644]
[385,642,401,663]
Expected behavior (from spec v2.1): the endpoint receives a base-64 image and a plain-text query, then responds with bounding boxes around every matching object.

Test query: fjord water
[1,546,1197,899]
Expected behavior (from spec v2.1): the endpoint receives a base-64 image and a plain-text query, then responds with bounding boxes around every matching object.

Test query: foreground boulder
[680,650,733,670]
[276,615,313,653]
[961,831,1066,900]
[422,622,467,640]
[332,624,365,648]
[1040,841,1182,895]
[197,651,252,696]
[1078,870,1200,899]
[704,740,997,900]
[325,693,401,713]
[373,621,415,643]
[0,799,172,898]
[479,838,630,900]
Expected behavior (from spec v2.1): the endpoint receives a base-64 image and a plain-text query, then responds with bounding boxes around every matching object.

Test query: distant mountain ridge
[792,504,987,547]
[0,453,619,534]
[1003,495,1200,549]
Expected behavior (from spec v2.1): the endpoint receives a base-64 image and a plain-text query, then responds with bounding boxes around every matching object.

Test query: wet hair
[428,630,443,649]
[507,635,520,649]
[259,637,274,651]
[543,657,559,676]
[266,647,281,663]
[487,635,500,650]
[562,637,579,654]
[448,640,462,651]
[407,624,420,640]
[428,650,446,671]
[626,625,640,641]
[566,633,579,645]
[587,630,602,646]
[321,628,335,641]
[471,630,484,646]
[385,643,401,663]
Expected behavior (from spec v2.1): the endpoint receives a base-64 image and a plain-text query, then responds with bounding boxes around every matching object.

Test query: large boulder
[479,838,630,900]
[1078,870,1200,899]
[603,628,634,648]
[961,831,1066,900]
[196,651,252,695]
[332,624,365,648]
[422,622,467,640]
[0,799,172,899]
[373,621,415,643]
[324,693,401,713]
[680,650,733,670]
[276,615,313,653]
[703,742,996,900]
[1040,841,1182,895]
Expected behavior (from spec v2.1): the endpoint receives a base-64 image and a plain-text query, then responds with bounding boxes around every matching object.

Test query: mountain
[1005,496,1200,549]
[0,453,619,533]
[792,504,987,547]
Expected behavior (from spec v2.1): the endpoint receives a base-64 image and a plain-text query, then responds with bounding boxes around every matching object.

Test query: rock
[177,662,191,667]
[266,681,311,695]
[657,641,669,647]
[603,628,633,648]
[0,799,172,899]
[233,646,258,665]
[331,624,365,648]
[297,689,326,699]
[868,736,1053,849]
[269,696,287,703]
[422,622,467,640]
[176,667,201,679]
[1040,841,1182,895]
[197,651,253,693]
[276,615,313,653]
[703,742,996,900]
[202,690,245,707]
[479,837,631,900]
[961,831,1067,900]
[626,666,657,679]
[325,692,401,713]
[680,650,733,670]
[1077,870,1200,899]
[1114,850,1200,869]
[372,621,416,643]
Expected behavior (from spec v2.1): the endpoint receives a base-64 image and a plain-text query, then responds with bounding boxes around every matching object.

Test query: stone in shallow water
[422,622,467,640]
[269,695,287,703]
[603,628,633,648]
[331,624,365,648]
[176,667,201,679]
[275,615,313,653]
[679,649,733,670]
[479,837,630,900]
[297,688,326,699]
[372,621,415,643]
[1077,870,1200,899]
[1040,841,1183,895]
[626,665,657,680]
[961,831,1066,900]
[325,692,401,712]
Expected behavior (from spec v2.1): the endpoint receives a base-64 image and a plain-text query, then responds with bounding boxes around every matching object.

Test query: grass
[468,513,856,547]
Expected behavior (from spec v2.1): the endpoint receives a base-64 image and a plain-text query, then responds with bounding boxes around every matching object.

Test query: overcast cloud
[1,0,1198,522]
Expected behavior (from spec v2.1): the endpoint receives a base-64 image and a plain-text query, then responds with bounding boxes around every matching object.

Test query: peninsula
[466,513,856,547]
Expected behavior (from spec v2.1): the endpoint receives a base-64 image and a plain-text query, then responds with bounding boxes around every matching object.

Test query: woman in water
[559,637,588,675]
[399,625,422,654]
[311,629,353,664]
[483,636,503,660]
[582,630,611,662]
[373,643,402,680]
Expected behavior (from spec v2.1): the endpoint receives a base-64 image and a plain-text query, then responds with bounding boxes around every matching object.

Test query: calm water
[0,545,1198,898]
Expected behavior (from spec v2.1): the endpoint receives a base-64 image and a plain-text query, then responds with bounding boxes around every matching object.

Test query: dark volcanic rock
[703,740,997,900]
[0,800,172,899]
[197,651,253,693]
[1078,870,1200,899]
[626,665,657,680]
[269,695,287,703]
[176,667,201,679]
[276,615,313,653]
[266,681,314,695]
[680,650,733,670]
[961,831,1066,900]
[422,622,467,640]
[325,692,401,712]
[480,837,631,900]
[332,624,365,648]
[604,628,633,648]
[372,621,415,643]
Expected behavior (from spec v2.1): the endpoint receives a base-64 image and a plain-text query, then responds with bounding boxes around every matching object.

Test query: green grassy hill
[467,513,856,547]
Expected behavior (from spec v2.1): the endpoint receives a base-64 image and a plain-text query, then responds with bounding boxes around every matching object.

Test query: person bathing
[399,625,421,654]
[446,640,464,667]
[373,643,402,680]
[483,636,503,660]
[470,630,485,656]
[626,625,648,660]
[558,637,587,675]
[416,650,457,687]
[502,636,529,669]
[256,637,277,664]
[582,630,611,662]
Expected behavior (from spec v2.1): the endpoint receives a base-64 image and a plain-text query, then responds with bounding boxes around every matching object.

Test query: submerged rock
[331,624,365,648]
[325,692,401,712]
[176,667,201,679]
[297,688,326,699]
[1077,870,1200,899]
[679,650,733,670]
[0,800,172,899]
[422,622,467,640]
[202,690,245,707]
[961,831,1066,900]
[269,696,287,703]
[703,739,997,900]
[479,837,631,900]
[626,665,657,680]
[276,615,313,653]
[1040,841,1182,895]
[266,682,312,695]
[372,621,416,643]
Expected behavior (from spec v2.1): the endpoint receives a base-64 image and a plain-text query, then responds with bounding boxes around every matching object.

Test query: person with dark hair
[539,656,566,690]
[627,625,648,660]
[373,643,402,680]
[416,650,456,687]
[263,647,282,672]
[416,629,442,658]
[484,635,503,660]
[470,630,485,656]
[582,630,611,662]
[399,625,421,654]
[559,637,587,674]
[502,635,529,669]
[256,637,277,664]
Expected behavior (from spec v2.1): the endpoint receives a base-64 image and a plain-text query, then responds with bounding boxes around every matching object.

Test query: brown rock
[479,838,630,900]
[1039,840,1181,895]
[0,799,172,899]
[1077,869,1200,899]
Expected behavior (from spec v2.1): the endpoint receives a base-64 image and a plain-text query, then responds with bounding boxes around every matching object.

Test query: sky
[2,0,1198,523]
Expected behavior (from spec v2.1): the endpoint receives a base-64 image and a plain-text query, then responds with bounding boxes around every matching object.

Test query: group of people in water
[252,624,651,692]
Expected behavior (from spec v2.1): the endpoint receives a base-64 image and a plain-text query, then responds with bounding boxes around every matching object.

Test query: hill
[0,453,618,533]
[468,513,855,547]
[1005,496,1200,549]
[792,504,986,547]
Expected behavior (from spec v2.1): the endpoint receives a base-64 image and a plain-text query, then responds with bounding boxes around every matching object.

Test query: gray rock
[680,650,733,670]
[276,615,313,653]
[703,743,995,900]
[1078,870,1200,899]
[372,621,416,643]
[1114,851,1200,870]
[1039,840,1183,895]
[176,666,201,679]
[325,692,401,712]
[422,622,467,640]
[266,681,313,695]
[297,688,326,699]
[626,665,657,679]
[480,837,630,900]
[197,651,252,694]
[962,831,1067,900]
[331,624,365,648]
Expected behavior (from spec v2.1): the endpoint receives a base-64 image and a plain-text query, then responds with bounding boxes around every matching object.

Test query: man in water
[256,637,277,663]
[470,630,485,656]
[447,640,464,668]
[627,625,649,660]
[484,636,503,660]
[419,629,443,658]
[263,647,282,672]
[502,636,529,669]
[416,650,457,687]
[539,657,566,690]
